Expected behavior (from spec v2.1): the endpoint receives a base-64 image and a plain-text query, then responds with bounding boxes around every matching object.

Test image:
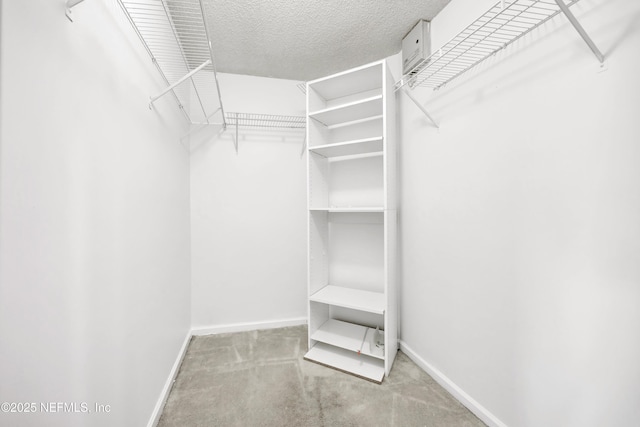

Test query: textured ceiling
[200,0,452,81]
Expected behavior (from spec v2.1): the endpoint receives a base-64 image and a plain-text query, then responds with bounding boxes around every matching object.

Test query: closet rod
[118,0,225,126]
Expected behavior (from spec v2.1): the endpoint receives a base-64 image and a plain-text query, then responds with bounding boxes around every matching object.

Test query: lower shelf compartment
[311,319,384,359]
[304,342,385,383]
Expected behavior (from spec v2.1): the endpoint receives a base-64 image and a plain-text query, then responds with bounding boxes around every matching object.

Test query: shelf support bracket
[233,113,239,154]
[180,108,222,141]
[198,0,228,129]
[401,87,439,129]
[65,0,85,22]
[554,0,604,63]
[300,133,307,158]
[192,107,222,127]
[149,60,211,108]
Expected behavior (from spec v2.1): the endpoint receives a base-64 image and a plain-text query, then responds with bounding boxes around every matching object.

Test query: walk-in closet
[1,0,639,426]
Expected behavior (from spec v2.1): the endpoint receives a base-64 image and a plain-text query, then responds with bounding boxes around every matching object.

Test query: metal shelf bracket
[234,113,239,154]
[300,134,307,158]
[554,0,605,63]
[401,88,439,129]
[149,60,211,109]
[65,0,85,22]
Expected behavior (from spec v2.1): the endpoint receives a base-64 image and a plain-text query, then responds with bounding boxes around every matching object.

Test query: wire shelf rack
[225,113,306,129]
[396,0,581,91]
[117,0,226,126]
[224,112,306,154]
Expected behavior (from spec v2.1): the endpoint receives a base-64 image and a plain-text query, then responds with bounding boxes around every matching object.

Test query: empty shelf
[309,62,383,101]
[310,285,385,314]
[311,319,366,354]
[309,96,383,127]
[304,342,385,383]
[309,137,383,158]
[311,319,384,360]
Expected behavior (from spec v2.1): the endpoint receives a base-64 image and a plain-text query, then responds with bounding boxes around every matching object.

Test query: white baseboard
[399,340,507,427]
[147,331,191,427]
[191,317,307,336]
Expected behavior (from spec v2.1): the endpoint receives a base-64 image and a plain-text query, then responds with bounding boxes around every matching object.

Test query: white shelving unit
[304,60,397,383]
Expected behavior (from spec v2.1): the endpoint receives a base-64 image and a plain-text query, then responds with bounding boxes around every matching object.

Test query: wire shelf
[225,113,306,129]
[117,0,226,125]
[397,0,580,91]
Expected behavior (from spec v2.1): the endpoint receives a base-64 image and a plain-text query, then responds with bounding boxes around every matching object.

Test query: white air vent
[402,20,431,75]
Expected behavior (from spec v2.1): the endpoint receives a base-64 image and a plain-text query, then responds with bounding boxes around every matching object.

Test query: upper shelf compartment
[396,0,592,91]
[118,0,226,126]
[309,95,383,127]
[308,61,384,116]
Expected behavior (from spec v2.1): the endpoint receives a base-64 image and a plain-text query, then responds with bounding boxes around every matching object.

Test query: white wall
[399,0,640,426]
[0,1,191,426]
[190,73,307,332]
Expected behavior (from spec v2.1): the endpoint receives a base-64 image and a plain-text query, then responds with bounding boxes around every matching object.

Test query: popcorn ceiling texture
[200,0,452,81]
